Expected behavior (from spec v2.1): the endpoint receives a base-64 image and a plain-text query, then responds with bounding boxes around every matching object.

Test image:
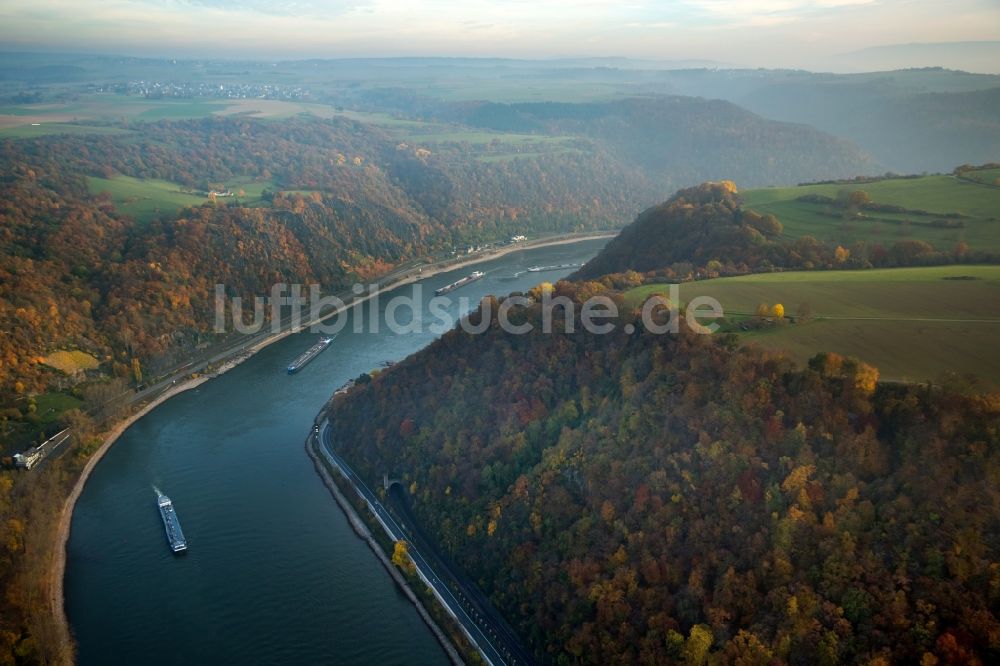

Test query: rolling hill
[441,97,878,189]
[575,168,1000,280]
[625,265,1000,386]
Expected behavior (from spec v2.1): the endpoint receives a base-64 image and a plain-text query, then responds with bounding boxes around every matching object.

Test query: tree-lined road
[318,422,532,666]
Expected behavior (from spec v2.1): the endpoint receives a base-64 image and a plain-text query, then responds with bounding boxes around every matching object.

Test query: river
[65,238,609,665]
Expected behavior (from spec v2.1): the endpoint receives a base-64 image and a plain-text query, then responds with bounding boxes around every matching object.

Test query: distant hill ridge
[439,96,878,189]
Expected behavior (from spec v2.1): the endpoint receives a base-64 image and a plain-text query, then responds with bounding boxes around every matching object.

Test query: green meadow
[741,171,1000,255]
[396,128,569,145]
[135,99,230,120]
[0,94,337,132]
[477,148,586,163]
[960,167,1000,186]
[87,176,209,223]
[87,175,276,224]
[0,93,584,161]
[33,392,83,424]
[400,129,581,162]
[0,123,134,139]
[414,79,626,103]
[626,265,1000,385]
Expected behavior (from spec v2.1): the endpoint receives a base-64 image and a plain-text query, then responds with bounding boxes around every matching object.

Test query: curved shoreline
[48,375,210,662]
[47,229,616,659]
[179,231,619,362]
[304,435,465,665]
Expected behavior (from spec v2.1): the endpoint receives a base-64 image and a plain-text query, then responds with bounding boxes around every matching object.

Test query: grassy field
[415,79,627,103]
[269,105,582,153]
[42,351,99,375]
[0,94,226,126]
[224,176,278,203]
[87,175,277,224]
[0,94,341,132]
[960,168,1000,186]
[1,392,83,455]
[330,110,439,128]
[396,127,581,161]
[396,128,566,144]
[0,123,134,139]
[0,94,450,130]
[395,125,583,163]
[478,148,586,163]
[135,99,231,120]
[742,171,1000,255]
[626,265,1000,385]
[0,95,584,162]
[87,176,209,223]
[33,392,82,424]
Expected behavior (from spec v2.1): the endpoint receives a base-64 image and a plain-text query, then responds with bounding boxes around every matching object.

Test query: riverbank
[46,229,616,659]
[47,375,211,662]
[246,229,619,345]
[173,231,619,372]
[305,435,466,666]
[413,231,617,284]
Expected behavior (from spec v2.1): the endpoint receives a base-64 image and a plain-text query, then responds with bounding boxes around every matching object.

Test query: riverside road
[318,422,534,666]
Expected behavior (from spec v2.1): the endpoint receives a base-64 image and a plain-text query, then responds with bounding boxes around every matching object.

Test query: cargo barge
[287,335,336,374]
[157,493,188,553]
[434,271,485,296]
[526,263,582,273]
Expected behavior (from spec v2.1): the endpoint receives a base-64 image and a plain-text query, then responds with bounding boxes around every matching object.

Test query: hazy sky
[1,0,998,69]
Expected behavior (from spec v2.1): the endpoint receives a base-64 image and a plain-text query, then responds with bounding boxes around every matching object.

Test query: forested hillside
[0,103,883,437]
[0,114,643,661]
[326,287,1000,664]
[0,115,644,411]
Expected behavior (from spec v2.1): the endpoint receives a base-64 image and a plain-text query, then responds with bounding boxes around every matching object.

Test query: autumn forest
[0,45,998,666]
